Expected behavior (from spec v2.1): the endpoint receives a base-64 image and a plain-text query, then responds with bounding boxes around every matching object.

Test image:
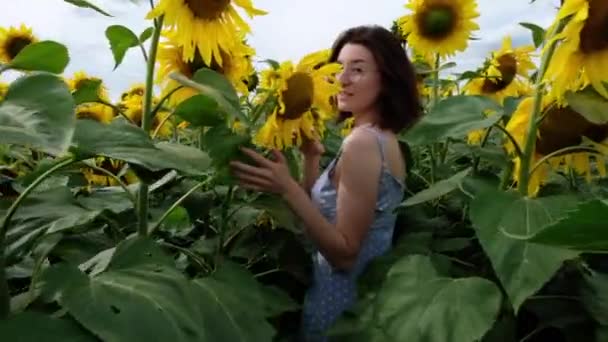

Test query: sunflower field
[1,0,608,341]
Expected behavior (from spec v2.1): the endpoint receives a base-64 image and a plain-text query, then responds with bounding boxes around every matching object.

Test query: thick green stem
[428,54,441,184]
[0,157,75,318]
[517,20,566,196]
[215,186,234,266]
[137,16,164,237]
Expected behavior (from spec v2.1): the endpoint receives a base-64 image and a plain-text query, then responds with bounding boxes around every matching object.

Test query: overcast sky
[1,0,561,100]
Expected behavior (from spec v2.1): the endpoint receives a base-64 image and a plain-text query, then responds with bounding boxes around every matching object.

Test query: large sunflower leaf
[331,255,502,341]
[402,95,502,146]
[9,41,70,74]
[192,261,297,342]
[39,237,208,341]
[70,119,210,175]
[0,73,75,155]
[0,312,96,341]
[517,200,608,251]
[469,189,579,312]
[1,186,132,262]
[398,167,471,208]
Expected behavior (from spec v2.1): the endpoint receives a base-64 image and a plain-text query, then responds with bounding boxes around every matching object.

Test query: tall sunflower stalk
[516,18,569,196]
[137,8,164,236]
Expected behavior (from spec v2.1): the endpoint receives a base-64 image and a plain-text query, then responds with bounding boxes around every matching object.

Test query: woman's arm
[301,154,321,194]
[229,129,382,271]
[282,130,382,270]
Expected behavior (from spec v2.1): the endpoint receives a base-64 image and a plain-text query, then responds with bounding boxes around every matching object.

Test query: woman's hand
[299,136,325,159]
[229,147,297,195]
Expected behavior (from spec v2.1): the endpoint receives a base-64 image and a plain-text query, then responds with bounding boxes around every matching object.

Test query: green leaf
[172,68,246,123]
[71,119,211,175]
[517,200,608,251]
[399,168,471,207]
[565,87,608,125]
[158,206,191,233]
[2,186,131,261]
[9,41,69,73]
[203,124,252,167]
[173,94,224,127]
[105,25,139,69]
[582,271,608,326]
[71,79,102,105]
[139,27,154,43]
[0,312,95,341]
[519,22,545,48]
[339,255,502,341]
[402,95,502,146]
[192,261,297,341]
[469,189,579,312]
[40,237,208,341]
[249,194,299,232]
[0,73,75,155]
[63,0,112,16]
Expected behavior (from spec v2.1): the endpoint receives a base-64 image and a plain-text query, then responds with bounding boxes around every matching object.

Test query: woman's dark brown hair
[329,25,422,133]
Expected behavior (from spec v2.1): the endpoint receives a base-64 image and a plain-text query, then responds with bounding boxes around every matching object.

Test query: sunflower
[156,31,255,106]
[0,24,38,63]
[0,82,8,101]
[398,0,480,58]
[82,156,138,187]
[120,83,145,103]
[252,50,342,150]
[67,71,111,103]
[463,36,536,104]
[76,103,116,124]
[505,94,608,196]
[146,0,266,66]
[545,0,608,101]
[121,95,174,138]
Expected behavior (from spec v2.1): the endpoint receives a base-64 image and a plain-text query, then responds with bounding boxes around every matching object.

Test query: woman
[230,25,421,341]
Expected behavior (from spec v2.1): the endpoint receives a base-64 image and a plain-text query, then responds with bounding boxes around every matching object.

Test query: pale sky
[1,0,561,100]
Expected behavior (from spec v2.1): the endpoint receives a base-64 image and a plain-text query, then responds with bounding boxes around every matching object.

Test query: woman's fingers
[240,147,273,168]
[230,161,272,179]
[232,171,274,191]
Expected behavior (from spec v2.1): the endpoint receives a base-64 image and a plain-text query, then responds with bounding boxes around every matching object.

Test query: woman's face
[336,43,382,115]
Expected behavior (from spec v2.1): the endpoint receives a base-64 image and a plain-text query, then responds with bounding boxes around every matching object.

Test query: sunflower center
[481,54,517,93]
[185,0,231,20]
[536,105,608,155]
[579,0,608,53]
[281,72,314,120]
[6,36,32,59]
[185,50,230,76]
[77,110,102,122]
[418,6,456,39]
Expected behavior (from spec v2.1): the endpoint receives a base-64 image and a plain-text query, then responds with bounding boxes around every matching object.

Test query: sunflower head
[253,50,341,149]
[76,103,116,124]
[156,31,255,106]
[68,71,111,102]
[463,36,535,103]
[146,0,266,67]
[545,0,608,100]
[0,24,38,63]
[505,93,608,196]
[82,156,138,187]
[398,0,480,57]
[121,96,174,138]
[120,83,145,103]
